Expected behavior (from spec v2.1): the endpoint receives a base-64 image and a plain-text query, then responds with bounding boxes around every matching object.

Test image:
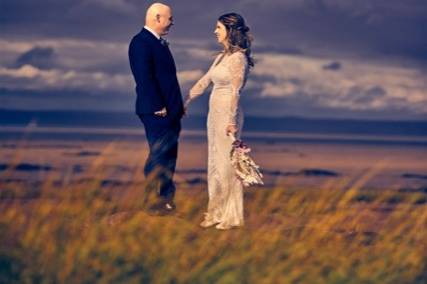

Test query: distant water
[1,126,426,147]
[1,109,427,146]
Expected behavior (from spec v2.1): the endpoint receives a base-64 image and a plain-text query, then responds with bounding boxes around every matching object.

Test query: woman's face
[214,21,228,45]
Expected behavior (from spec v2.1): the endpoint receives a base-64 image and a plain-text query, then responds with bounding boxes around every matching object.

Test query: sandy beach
[1,128,426,192]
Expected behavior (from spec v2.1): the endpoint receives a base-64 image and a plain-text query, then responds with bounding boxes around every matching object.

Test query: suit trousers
[138,114,181,201]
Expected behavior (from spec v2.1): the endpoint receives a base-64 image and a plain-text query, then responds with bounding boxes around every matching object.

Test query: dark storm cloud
[248,74,277,84]
[1,0,426,62]
[237,0,427,63]
[252,45,304,56]
[348,86,387,104]
[0,0,140,40]
[15,46,57,69]
[0,88,133,111]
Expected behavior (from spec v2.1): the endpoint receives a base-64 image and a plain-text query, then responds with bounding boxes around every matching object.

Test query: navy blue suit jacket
[128,28,184,121]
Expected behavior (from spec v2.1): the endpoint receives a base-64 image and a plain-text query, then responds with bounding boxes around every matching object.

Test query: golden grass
[0,143,426,284]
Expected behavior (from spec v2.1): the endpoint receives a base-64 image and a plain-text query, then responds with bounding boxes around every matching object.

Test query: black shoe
[164,201,176,212]
[147,200,176,216]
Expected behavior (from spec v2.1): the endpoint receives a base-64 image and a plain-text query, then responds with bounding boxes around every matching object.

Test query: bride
[184,13,254,230]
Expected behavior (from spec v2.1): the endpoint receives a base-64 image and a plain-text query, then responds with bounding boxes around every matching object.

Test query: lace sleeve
[227,52,247,125]
[188,54,223,100]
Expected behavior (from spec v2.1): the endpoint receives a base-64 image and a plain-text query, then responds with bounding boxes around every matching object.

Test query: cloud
[1,0,426,63]
[0,38,209,94]
[0,65,133,94]
[0,38,130,75]
[0,0,426,120]
[249,53,427,114]
[0,38,426,119]
[15,46,57,70]
[322,0,427,19]
[82,0,136,14]
[177,70,204,86]
[253,45,304,55]
[347,85,387,104]
[0,64,203,96]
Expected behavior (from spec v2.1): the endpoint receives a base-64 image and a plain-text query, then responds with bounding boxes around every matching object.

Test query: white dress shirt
[144,25,161,40]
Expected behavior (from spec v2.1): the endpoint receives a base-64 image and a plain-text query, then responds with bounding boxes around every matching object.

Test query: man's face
[157,9,174,36]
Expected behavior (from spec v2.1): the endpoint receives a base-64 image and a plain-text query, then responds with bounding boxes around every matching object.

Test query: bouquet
[230,137,264,187]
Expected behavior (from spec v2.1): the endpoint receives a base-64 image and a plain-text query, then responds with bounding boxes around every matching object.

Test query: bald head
[145,3,170,22]
[145,3,174,36]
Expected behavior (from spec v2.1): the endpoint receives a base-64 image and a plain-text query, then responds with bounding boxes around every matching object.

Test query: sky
[1,0,427,120]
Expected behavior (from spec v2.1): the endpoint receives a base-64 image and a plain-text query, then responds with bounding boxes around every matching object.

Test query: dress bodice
[210,53,248,94]
[189,51,248,125]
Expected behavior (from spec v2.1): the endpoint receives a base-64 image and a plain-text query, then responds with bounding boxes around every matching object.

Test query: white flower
[230,139,264,187]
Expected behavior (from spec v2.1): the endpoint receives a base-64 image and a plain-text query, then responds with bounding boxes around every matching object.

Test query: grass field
[0,141,426,283]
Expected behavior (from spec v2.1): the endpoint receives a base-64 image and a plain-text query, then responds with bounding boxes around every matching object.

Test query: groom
[128,3,184,215]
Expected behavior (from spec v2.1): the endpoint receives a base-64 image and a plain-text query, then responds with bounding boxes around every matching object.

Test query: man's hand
[154,107,167,117]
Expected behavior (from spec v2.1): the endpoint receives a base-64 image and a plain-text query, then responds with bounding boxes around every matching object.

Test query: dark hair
[218,12,254,68]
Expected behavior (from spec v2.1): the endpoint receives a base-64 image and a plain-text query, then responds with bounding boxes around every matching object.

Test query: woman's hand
[183,96,191,116]
[226,124,237,136]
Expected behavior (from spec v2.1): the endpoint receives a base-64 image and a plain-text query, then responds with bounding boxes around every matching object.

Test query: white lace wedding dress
[188,51,248,229]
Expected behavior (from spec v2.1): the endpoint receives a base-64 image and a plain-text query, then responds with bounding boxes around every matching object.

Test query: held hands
[226,124,237,136]
[154,107,167,117]
[183,96,192,117]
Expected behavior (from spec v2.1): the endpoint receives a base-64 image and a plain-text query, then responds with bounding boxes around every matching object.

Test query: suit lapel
[141,28,176,69]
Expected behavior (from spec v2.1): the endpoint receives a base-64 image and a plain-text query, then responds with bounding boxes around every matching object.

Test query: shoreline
[1,125,427,146]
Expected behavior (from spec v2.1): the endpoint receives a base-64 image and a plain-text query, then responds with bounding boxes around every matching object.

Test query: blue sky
[0,0,426,120]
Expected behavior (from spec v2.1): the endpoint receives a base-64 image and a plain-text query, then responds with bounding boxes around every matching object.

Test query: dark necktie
[159,38,169,46]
